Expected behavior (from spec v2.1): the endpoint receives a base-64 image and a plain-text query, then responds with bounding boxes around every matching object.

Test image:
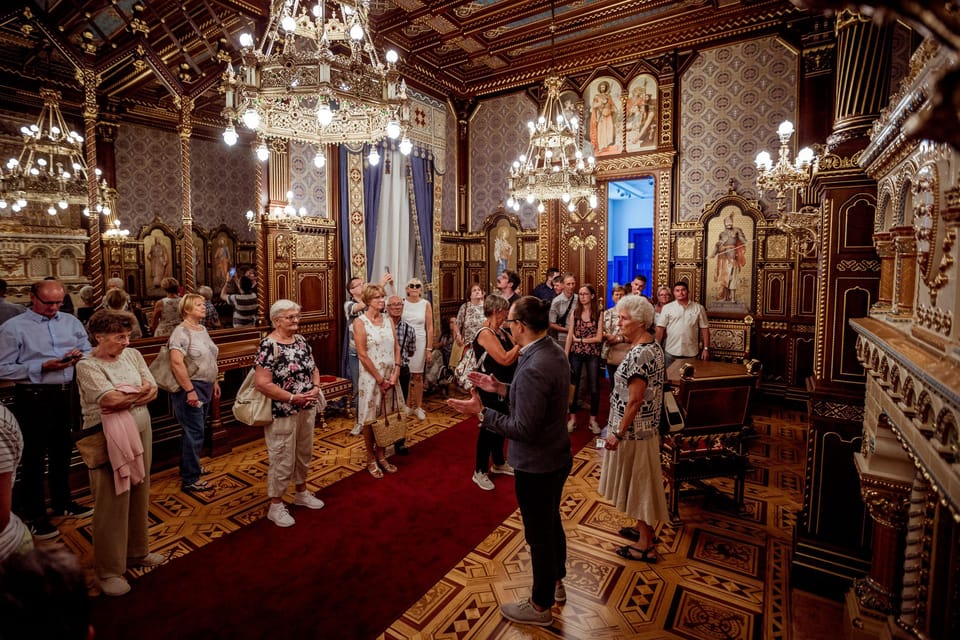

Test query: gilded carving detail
[295,234,329,260]
[817,151,863,171]
[860,482,910,531]
[675,237,696,261]
[766,234,789,259]
[836,259,882,271]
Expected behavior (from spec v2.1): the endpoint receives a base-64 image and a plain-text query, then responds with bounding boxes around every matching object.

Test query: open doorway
[606,176,655,305]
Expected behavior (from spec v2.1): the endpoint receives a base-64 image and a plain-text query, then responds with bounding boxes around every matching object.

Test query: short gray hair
[106,277,124,290]
[617,292,654,327]
[79,285,96,304]
[269,299,300,322]
[197,285,214,300]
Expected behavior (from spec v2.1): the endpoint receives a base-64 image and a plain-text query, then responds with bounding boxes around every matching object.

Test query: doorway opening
[606,176,655,306]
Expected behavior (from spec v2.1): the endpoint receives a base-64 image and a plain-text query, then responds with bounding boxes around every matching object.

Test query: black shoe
[182,480,213,492]
[55,502,94,518]
[396,445,410,456]
[29,519,60,540]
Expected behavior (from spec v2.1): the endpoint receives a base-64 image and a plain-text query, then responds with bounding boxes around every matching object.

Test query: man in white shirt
[655,281,710,369]
[548,274,577,345]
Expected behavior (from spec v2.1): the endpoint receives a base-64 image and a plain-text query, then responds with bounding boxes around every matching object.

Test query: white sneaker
[589,417,601,434]
[266,502,295,527]
[414,407,427,421]
[404,406,413,417]
[567,416,576,432]
[472,471,495,491]
[99,576,131,597]
[294,491,325,510]
[490,462,514,476]
[349,423,363,436]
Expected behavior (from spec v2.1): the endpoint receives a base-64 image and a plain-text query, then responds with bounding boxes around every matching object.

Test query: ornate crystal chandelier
[505,4,596,214]
[0,88,128,237]
[755,120,819,257]
[221,0,411,163]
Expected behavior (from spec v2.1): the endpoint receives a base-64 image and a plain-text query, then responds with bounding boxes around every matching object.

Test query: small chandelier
[221,0,411,163]
[0,88,128,239]
[505,4,596,214]
[755,120,819,257]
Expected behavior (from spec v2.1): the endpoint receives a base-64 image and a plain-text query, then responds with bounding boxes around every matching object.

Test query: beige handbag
[232,368,273,426]
[149,330,197,393]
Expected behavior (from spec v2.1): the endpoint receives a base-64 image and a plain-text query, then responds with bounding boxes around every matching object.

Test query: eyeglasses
[503,318,524,327]
[387,303,403,307]
[407,283,422,289]
[280,314,301,321]
[33,295,64,306]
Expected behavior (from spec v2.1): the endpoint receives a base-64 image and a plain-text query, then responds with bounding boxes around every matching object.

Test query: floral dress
[356,314,405,425]
[456,302,485,345]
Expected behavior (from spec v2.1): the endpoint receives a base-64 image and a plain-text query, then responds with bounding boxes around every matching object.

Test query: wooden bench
[661,358,761,521]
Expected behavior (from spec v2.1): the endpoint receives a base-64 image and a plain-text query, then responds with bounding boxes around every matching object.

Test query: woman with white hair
[253,299,326,527]
[598,293,668,563]
[196,285,221,329]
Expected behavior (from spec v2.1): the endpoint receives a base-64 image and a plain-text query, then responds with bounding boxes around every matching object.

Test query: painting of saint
[487,220,517,288]
[586,78,622,156]
[625,74,658,152]
[705,204,754,315]
[144,231,173,290]
[213,235,234,291]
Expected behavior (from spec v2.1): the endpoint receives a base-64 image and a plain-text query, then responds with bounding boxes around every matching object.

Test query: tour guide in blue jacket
[449,295,572,627]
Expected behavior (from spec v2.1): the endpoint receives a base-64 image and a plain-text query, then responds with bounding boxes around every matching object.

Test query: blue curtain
[410,147,434,290]
[363,143,384,281]
[339,144,351,377]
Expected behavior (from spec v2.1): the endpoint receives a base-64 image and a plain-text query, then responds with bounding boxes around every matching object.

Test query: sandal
[367,462,383,479]
[182,480,212,492]
[615,545,658,563]
[618,527,661,545]
[200,466,212,475]
[377,458,398,474]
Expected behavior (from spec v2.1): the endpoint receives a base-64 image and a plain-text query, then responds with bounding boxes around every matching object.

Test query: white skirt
[598,437,670,525]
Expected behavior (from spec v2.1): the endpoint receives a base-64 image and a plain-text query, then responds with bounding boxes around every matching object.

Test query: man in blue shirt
[0,279,92,540]
[530,268,559,302]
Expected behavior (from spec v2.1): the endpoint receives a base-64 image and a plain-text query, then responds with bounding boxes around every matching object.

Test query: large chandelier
[221,0,411,162]
[505,3,596,214]
[506,75,598,214]
[0,88,128,238]
[755,120,819,257]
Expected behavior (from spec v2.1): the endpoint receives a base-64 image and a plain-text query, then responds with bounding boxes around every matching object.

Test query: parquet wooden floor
[43,393,816,639]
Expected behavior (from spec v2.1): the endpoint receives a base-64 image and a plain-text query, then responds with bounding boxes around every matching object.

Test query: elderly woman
[150,277,181,337]
[598,294,668,563]
[197,285,221,329]
[564,284,604,434]
[470,295,519,491]
[104,289,142,339]
[602,285,628,380]
[354,284,403,478]
[254,300,326,527]
[401,278,433,421]
[168,293,221,493]
[653,285,673,327]
[75,310,162,596]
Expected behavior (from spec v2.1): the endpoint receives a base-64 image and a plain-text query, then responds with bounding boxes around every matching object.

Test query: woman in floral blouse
[597,294,668,563]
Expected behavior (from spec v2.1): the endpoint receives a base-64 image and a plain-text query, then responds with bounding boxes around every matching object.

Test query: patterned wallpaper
[115,124,256,241]
[470,91,539,231]
[679,36,798,222]
[289,139,327,218]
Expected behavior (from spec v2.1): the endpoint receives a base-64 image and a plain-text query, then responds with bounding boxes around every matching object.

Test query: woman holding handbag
[168,294,221,493]
[354,284,403,479]
[254,300,326,528]
[470,295,519,491]
[75,310,162,596]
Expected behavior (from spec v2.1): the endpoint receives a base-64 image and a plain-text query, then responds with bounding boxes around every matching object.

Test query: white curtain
[370,148,416,297]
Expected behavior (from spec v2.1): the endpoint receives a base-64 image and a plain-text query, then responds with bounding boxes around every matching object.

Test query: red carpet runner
[91,418,595,639]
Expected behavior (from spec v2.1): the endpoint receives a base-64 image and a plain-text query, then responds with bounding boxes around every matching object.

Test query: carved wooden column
[254,141,267,322]
[177,97,196,292]
[794,9,892,596]
[79,76,103,300]
[872,231,894,313]
[890,226,916,317]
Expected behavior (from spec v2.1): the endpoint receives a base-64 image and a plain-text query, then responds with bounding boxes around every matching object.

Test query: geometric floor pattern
[45,395,810,640]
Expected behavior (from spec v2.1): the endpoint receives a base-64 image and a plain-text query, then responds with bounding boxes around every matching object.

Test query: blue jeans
[515,458,572,608]
[568,352,600,416]
[172,380,213,486]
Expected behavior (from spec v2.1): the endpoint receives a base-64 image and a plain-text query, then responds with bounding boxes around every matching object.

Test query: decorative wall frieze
[852,318,960,521]
[836,259,882,271]
[915,304,953,336]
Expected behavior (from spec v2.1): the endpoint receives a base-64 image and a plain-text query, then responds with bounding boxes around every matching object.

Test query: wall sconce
[755,120,821,257]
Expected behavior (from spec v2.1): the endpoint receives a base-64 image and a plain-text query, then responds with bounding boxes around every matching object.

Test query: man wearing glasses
[448,296,572,627]
[0,279,92,541]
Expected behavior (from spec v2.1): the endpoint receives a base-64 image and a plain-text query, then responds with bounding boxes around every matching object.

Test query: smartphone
[59,354,79,363]
[229,267,237,277]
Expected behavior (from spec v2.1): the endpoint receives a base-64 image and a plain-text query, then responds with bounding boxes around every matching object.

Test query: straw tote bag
[371,382,406,448]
